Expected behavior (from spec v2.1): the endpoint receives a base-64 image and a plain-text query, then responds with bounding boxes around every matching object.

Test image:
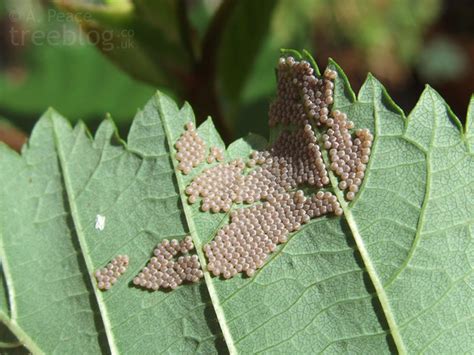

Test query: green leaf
[217,0,277,104]
[0,53,473,354]
[0,264,23,350]
[327,62,474,353]
[55,0,191,92]
[0,2,155,125]
[466,95,474,152]
[131,0,181,42]
[0,44,155,124]
[0,100,226,353]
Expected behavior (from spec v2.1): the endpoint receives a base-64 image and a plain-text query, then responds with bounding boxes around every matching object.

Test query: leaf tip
[153,90,180,113]
[359,73,406,120]
[301,49,321,76]
[279,48,303,60]
[417,85,465,135]
[98,114,129,149]
[43,107,72,127]
[359,72,379,92]
[73,120,93,140]
[366,72,377,81]
[327,57,357,104]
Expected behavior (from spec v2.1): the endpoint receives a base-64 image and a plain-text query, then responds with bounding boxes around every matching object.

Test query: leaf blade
[0,52,472,354]
[0,99,223,354]
[0,117,107,354]
[331,62,474,353]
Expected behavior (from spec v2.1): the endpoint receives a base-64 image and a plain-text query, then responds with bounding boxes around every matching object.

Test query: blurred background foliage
[0,0,473,152]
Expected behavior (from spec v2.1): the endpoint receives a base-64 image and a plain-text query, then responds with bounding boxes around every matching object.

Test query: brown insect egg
[175,122,207,174]
[193,57,373,279]
[202,189,342,279]
[321,109,373,201]
[134,236,203,291]
[95,255,129,291]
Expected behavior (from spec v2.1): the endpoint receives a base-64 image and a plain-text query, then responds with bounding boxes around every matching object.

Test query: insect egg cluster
[133,236,203,290]
[182,55,373,280]
[185,125,330,213]
[175,122,206,174]
[207,146,224,164]
[269,56,373,200]
[204,190,341,278]
[252,124,330,188]
[269,57,336,128]
[95,255,129,291]
[185,160,246,212]
[322,110,373,200]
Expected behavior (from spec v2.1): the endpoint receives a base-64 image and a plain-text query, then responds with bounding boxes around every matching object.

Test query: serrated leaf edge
[0,53,472,353]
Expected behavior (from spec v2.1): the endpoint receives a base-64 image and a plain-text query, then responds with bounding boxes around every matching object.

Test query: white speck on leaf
[95,215,106,231]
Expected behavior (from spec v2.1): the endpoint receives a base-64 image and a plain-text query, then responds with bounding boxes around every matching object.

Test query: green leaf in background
[217,0,277,107]
[0,44,155,124]
[49,0,451,145]
[0,53,473,354]
[0,1,155,132]
[0,118,27,152]
[131,0,181,43]
[417,37,468,83]
[54,0,285,141]
[55,0,192,94]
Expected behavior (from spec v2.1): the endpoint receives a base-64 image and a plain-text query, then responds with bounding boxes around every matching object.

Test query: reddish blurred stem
[0,124,27,152]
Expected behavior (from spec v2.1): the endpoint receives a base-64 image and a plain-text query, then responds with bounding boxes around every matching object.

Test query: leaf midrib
[318,81,408,354]
[155,96,237,355]
[0,308,41,353]
[51,116,118,355]
[333,83,443,353]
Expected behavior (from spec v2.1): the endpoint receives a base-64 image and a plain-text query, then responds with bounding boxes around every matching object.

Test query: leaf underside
[0,53,473,354]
